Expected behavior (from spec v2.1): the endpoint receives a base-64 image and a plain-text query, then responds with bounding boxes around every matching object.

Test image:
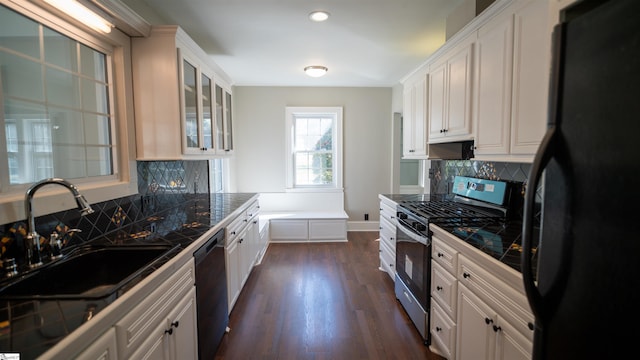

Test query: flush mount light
[43,0,113,33]
[309,10,330,22]
[304,66,328,77]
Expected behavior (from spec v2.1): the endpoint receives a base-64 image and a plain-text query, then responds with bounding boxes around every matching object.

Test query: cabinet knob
[436,286,443,291]
[528,322,535,331]
[436,327,442,332]
[437,252,444,257]
[463,272,471,279]
[239,238,244,243]
[493,325,502,333]
[165,328,173,335]
[171,321,179,328]
[485,317,493,325]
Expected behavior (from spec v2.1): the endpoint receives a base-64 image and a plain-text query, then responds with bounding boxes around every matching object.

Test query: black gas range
[393,176,524,345]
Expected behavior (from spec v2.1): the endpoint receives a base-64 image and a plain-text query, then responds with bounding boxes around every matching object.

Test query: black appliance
[193,228,228,359]
[521,1,640,359]
[395,176,516,345]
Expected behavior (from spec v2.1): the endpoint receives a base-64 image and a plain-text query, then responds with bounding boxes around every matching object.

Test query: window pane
[80,44,106,82]
[53,145,86,179]
[43,27,78,71]
[0,52,44,101]
[50,107,84,145]
[295,152,332,186]
[81,78,109,113]
[83,113,111,146]
[86,146,112,176]
[0,5,40,58]
[46,67,81,108]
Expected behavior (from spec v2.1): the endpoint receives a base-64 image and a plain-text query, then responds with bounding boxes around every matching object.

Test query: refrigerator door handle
[522,125,556,320]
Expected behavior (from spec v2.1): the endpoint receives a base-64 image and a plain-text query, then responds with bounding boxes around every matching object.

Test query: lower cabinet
[115,260,197,360]
[75,327,118,360]
[430,225,534,360]
[378,195,397,281]
[226,200,264,311]
[457,285,531,360]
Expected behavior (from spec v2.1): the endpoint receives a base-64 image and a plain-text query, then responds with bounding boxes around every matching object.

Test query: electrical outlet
[364,213,369,221]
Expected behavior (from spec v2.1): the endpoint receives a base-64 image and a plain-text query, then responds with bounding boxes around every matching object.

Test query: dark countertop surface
[0,193,257,359]
[380,193,538,277]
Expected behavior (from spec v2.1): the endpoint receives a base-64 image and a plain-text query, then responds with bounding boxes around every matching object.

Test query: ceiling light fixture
[43,0,113,33]
[309,10,330,22]
[304,66,328,77]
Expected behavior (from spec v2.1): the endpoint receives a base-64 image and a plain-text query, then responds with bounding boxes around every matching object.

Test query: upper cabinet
[473,0,551,161]
[428,33,475,144]
[132,26,233,160]
[402,72,428,159]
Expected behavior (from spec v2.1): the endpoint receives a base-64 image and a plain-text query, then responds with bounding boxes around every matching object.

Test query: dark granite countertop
[379,194,538,277]
[0,193,257,359]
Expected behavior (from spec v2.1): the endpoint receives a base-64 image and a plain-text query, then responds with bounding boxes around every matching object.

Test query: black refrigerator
[522,0,640,359]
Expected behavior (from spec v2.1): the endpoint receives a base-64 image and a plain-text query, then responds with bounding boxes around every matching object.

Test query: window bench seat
[258,192,348,242]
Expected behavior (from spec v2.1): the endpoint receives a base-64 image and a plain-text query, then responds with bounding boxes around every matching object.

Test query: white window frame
[0,0,137,225]
[285,106,343,192]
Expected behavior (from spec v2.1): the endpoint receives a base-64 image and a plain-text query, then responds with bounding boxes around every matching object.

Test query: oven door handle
[396,219,429,246]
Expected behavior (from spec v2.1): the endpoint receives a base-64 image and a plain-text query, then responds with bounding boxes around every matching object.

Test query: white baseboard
[348,221,380,232]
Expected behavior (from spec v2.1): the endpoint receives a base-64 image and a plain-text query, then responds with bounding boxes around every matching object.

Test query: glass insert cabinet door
[180,52,228,155]
[214,84,233,153]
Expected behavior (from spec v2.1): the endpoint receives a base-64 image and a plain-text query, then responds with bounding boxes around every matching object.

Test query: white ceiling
[119,0,466,87]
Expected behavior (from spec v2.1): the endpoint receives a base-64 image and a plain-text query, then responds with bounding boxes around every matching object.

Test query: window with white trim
[285,107,343,190]
[0,3,115,187]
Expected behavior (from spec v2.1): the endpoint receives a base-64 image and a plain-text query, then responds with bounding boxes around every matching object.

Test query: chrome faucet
[24,178,94,268]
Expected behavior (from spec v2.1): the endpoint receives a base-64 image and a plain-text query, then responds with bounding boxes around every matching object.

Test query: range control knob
[415,223,426,231]
[397,212,408,220]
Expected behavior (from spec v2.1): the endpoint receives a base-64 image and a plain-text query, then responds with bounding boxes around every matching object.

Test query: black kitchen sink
[0,245,178,300]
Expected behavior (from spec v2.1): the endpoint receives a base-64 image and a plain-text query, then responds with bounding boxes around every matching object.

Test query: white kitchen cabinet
[472,8,514,156]
[75,327,118,360]
[473,0,551,161]
[402,72,428,158]
[428,33,475,144]
[378,196,397,280]
[456,253,534,360]
[429,225,534,360]
[132,25,232,159]
[225,200,263,311]
[115,260,197,360]
[215,84,234,154]
[430,236,459,359]
[457,284,531,360]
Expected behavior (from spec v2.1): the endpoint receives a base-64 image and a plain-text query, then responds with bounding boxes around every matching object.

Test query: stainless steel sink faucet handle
[24,178,95,268]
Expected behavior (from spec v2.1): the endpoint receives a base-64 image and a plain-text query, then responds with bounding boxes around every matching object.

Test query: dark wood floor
[214,231,445,360]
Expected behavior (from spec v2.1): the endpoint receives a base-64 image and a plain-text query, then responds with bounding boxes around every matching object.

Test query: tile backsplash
[430,160,532,194]
[0,160,209,262]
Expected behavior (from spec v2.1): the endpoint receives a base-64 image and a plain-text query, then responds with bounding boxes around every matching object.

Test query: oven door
[395,219,431,309]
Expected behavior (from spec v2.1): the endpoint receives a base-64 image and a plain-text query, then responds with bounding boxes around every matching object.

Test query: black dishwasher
[193,228,228,358]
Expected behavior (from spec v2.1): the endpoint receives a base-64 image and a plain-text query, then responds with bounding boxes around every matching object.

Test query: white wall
[233,86,393,222]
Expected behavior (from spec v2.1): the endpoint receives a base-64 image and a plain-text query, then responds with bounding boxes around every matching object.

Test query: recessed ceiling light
[309,10,330,22]
[304,66,328,77]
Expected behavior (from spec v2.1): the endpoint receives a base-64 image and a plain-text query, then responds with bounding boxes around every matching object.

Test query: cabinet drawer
[458,254,534,340]
[115,260,195,359]
[379,217,395,251]
[379,238,395,279]
[432,235,458,273]
[431,261,457,319]
[247,201,260,220]
[226,212,247,242]
[430,299,456,360]
[379,201,397,222]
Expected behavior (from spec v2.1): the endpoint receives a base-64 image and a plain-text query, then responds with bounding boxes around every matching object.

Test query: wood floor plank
[214,231,445,360]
